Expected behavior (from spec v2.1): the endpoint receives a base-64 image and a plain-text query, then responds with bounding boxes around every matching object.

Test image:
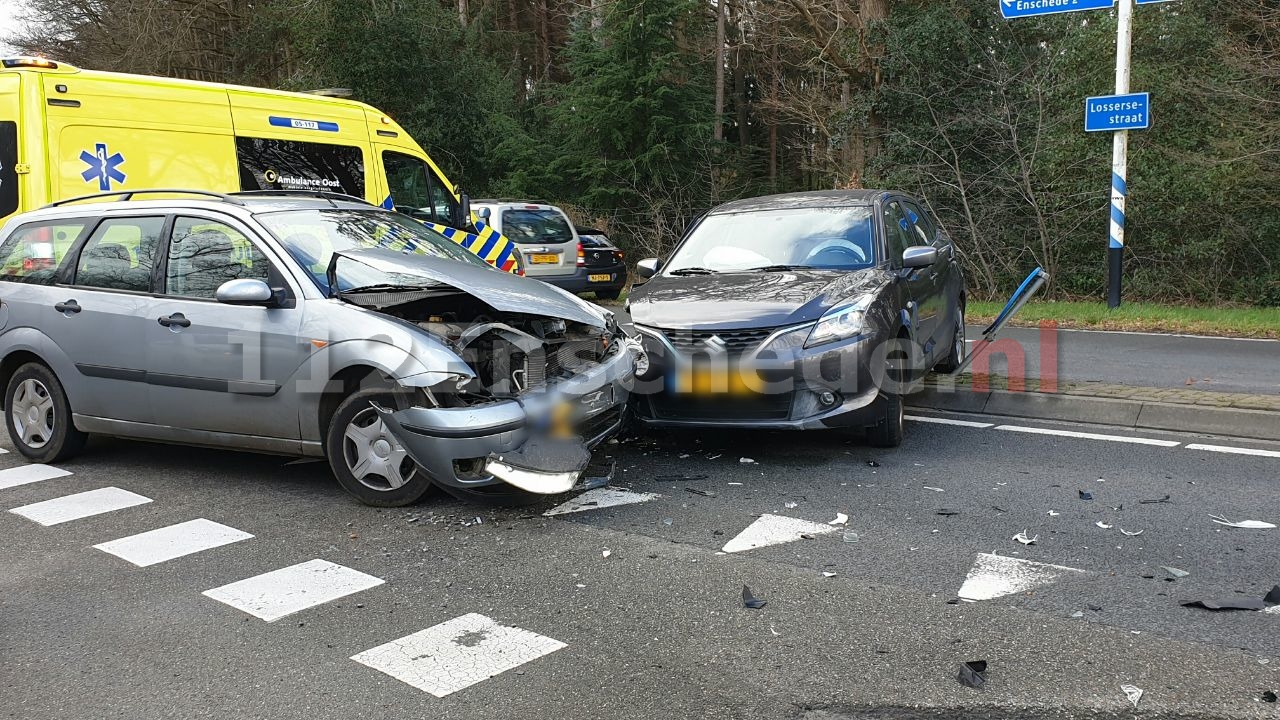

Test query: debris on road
[1266,586,1280,605]
[1047,511,1060,516]
[1161,566,1190,579]
[1078,490,1093,500]
[1120,528,1143,536]
[992,506,1007,513]
[822,572,837,578]
[866,460,881,468]
[784,501,799,509]
[740,457,757,464]
[923,486,945,493]
[936,509,960,517]
[1013,530,1038,545]
[829,513,849,526]
[742,585,767,609]
[1096,521,1113,529]
[1262,691,1277,703]
[1183,597,1266,611]
[1121,684,1144,708]
[1071,610,1085,618]
[656,474,709,482]
[957,660,988,689]
[1209,514,1276,529]
[842,531,859,543]
[1139,495,1171,504]
[684,487,717,498]
[602,548,612,559]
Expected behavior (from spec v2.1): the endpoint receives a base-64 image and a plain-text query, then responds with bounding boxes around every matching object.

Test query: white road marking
[352,613,566,697]
[906,415,994,429]
[957,553,1087,601]
[994,425,1181,447]
[543,487,658,516]
[94,519,253,567]
[0,464,71,490]
[9,487,151,526]
[202,559,384,622]
[1185,443,1280,459]
[721,513,838,554]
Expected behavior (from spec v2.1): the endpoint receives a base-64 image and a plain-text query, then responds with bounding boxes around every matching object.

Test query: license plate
[673,367,756,395]
[588,273,613,282]
[529,253,559,264]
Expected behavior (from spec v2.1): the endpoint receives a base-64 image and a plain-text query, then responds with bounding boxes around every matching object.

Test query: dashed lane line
[0,464,71,490]
[94,518,254,567]
[202,559,384,622]
[352,613,567,697]
[1184,443,1280,459]
[993,424,1182,447]
[9,487,152,526]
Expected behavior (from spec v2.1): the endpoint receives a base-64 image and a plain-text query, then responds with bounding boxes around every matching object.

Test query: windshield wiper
[338,282,442,295]
[746,264,817,272]
[669,267,718,276]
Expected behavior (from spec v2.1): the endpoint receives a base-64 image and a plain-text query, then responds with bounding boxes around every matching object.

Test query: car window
[901,200,935,246]
[0,121,18,219]
[665,207,876,273]
[883,202,914,267]
[383,150,458,225]
[165,217,271,299]
[74,216,164,292]
[0,220,89,285]
[501,209,574,244]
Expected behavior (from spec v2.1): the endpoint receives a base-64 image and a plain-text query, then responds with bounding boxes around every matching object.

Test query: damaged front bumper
[373,343,633,494]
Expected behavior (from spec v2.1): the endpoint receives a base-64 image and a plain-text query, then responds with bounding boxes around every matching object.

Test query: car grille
[658,327,775,356]
[647,392,793,422]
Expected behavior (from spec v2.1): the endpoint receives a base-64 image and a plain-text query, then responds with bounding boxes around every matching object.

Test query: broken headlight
[624,335,650,376]
[806,296,873,348]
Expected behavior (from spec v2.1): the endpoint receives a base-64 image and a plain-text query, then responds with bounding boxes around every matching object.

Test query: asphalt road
[963,326,1279,395]
[3,414,1279,719]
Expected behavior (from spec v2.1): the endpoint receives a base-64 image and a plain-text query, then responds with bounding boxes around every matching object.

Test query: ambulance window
[0,121,18,219]
[74,216,165,292]
[165,217,271,299]
[235,137,366,199]
[382,151,457,226]
[0,220,89,285]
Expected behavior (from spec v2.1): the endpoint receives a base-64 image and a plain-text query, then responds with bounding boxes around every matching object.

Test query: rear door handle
[54,300,81,314]
[157,313,191,328]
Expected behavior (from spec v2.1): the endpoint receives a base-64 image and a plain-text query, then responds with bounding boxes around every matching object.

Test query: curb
[907,387,1280,442]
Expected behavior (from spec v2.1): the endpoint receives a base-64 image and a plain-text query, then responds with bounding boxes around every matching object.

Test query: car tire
[325,390,433,507]
[4,362,87,463]
[866,392,905,448]
[595,289,621,301]
[934,304,966,373]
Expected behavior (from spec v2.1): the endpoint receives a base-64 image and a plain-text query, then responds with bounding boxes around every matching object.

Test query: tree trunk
[458,0,468,28]
[713,0,726,142]
[733,44,749,147]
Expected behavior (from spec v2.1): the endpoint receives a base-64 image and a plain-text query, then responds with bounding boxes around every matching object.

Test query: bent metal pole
[1108,0,1134,309]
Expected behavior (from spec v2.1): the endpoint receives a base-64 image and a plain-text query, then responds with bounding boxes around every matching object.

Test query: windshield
[257,208,490,294]
[665,206,876,273]
[501,209,574,244]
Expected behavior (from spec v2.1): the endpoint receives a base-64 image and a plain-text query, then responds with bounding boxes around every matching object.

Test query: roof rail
[231,190,375,206]
[472,198,552,206]
[44,189,245,208]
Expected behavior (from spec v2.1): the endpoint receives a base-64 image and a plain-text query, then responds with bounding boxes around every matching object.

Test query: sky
[0,1,29,55]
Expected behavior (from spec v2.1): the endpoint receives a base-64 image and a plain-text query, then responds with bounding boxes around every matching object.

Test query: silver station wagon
[0,190,634,506]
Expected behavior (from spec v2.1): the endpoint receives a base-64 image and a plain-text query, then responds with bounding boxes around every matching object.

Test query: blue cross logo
[80,143,126,191]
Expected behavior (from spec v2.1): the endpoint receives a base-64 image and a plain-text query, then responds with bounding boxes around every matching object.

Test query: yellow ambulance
[0,56,519,272]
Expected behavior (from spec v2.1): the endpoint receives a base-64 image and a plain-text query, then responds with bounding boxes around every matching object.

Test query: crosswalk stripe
[352,613,566,697]
[994,424,1181,447]
[721,513,839,553]
[94,519,253,567]
[544,487,658,516]
[9,487,152,526]
[202,559,384,622]
[0,464,71,490]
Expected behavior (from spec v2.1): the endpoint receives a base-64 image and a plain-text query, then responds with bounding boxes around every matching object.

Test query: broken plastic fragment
[1139,495,1171,504]
[866,460,881,467]
[1013,530,1038,545]
[1160,566,1190,578]
[1078,490,1093,500]
[822,571,836,578]
[957,660,987,689]
[1070,611,1084,618]
[601,549,611,559]
[656,474,709,482]
[1120,528,1143,536]
[1183,597,1266,611]
[784,501,799,509]
[842,531,859,543]
[923,486,945,492]
[829,513,849,526]
[1047,510,1060,516]
[1265,585,1280,605]
[739,457,756,464]
[1121,684,1143,708]
[1209,514,1276,529]
[936,509,960,517]
[1096,521,1113,529]
[1262,691,1277,703]
[742,585,767,609]
[684,487,716,497]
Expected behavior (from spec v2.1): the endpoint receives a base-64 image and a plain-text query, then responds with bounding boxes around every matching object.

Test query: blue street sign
[1000,0,1114,19]
[1085,92,1151,132]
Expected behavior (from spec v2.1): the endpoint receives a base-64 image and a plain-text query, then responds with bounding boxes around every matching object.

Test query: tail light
[614,250,625,263]
[576,242,585,267]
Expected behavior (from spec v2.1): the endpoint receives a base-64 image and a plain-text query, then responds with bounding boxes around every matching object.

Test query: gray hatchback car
[0,190,634,506]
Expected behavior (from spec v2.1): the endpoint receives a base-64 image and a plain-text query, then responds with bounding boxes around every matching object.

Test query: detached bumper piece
[484,437,592,494]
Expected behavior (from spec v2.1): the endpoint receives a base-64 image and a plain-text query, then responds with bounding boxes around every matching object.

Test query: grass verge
[967,300,1280,339]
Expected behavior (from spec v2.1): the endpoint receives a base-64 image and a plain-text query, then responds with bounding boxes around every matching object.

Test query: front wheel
[5,363,87,463]
[325,391,433,507]
[865,392,904,448]
[934,305,966,373]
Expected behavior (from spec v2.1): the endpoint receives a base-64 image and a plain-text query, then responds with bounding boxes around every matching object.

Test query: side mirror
[637,258,662,279]
[902,246,938,269]
[477,206,492,222]
[216,278,275,306]
[456,190,472,229]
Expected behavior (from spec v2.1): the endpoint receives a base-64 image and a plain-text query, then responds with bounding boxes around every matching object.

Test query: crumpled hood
[629,269,890,330]
[334,248,605,328]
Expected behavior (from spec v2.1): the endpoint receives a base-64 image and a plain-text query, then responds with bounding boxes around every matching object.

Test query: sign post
[1107,0,1134,308]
